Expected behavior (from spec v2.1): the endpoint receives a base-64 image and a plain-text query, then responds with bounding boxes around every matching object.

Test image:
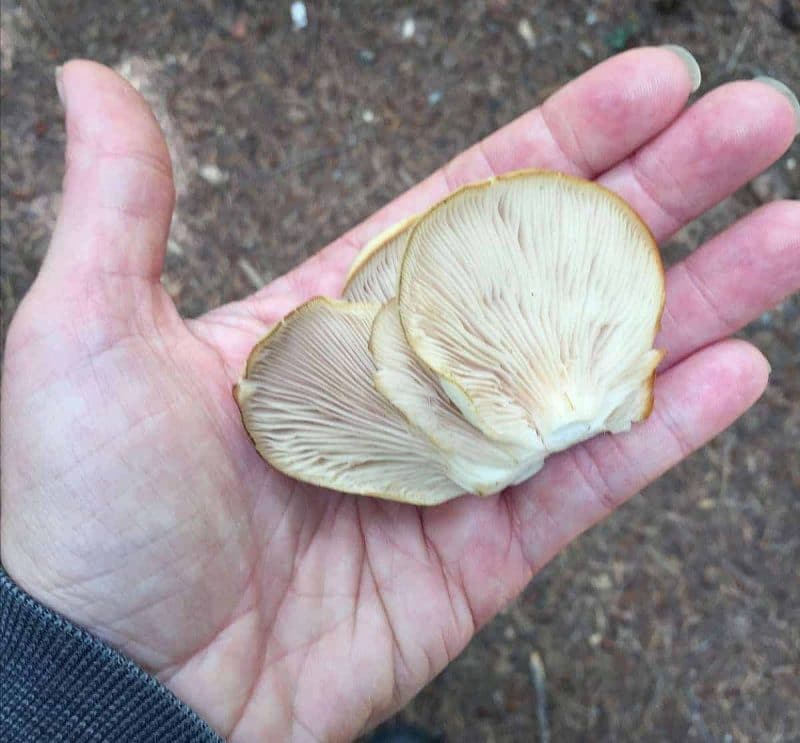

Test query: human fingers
[598,78,799,241]
[658,199,800,370]
[40,60,175,294]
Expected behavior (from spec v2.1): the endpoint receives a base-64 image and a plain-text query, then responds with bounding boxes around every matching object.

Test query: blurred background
[1,1,798,740]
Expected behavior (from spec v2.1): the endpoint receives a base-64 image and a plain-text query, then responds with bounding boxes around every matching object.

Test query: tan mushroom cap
[398,170,666,452]
[342,215,418,303]
[235,298,464,505]
[370,300,545,494]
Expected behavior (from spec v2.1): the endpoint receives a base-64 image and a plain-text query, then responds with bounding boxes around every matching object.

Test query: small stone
[491,688,505,708]
[167,239,184,256]
[401,18,415,40]
[287,106,306,123]
[578,41,594,59]
[231,13,248,40]
[290,1,308,30]
[427,90,442,106]
[517,18,537,48]
[589,632,603,647]
[586,9,599,25]
[750,169,793,202]
[698,498,716,510]
[362,109,375,123]
[786,156,796,171]
[358,48,376,64]
[591,573,612,591]
[199,164,229,185]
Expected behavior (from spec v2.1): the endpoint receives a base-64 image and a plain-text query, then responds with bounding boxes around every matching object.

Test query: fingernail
[661,45,702,93]
[55,65,67,109]
[754,76,800,136]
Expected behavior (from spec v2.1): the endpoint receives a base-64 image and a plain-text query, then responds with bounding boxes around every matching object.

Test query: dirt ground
[1,1,798,741]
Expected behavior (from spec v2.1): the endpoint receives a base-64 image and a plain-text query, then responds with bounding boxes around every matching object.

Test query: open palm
[2,51,798,741]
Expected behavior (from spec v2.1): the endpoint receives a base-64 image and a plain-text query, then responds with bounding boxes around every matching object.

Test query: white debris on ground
[199,164,229,185]
[748,157,798,203]
[238,257,267,289]
[517,18,537,48]
[290,1,308,31]
[401,18,415,40]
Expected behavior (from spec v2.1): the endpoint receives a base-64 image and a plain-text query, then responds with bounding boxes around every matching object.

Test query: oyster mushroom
[397,170,665,453]
[237,170,665,504]
[235,298,463,505]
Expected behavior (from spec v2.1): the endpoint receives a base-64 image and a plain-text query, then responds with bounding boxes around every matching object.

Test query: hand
[2,50,798,741]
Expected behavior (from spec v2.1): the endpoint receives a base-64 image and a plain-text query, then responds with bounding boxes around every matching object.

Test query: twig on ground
[725,23,753,74]
[238,257,266,290]
[529,650,550,743]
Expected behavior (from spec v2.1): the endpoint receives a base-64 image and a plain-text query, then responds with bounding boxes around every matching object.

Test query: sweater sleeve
[0,567,224,742]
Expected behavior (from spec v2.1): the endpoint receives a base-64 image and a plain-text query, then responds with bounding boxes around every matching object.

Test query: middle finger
[598,79,798,242]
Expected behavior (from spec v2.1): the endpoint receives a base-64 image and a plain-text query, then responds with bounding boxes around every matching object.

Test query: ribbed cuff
[1,567,224,742]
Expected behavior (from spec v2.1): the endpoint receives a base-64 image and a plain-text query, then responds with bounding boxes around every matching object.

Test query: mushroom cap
[235,298,464,505]
[342,215,418,303]
[398,170,665,452]
[370,300,545,494]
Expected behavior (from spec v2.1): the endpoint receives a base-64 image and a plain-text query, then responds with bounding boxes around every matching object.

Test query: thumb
[39,60,175,294]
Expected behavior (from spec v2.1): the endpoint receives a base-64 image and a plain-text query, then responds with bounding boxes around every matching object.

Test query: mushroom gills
[235,298,464,505]
[342,215,418,303]
[398,171,665,454]
[370,300,545,494]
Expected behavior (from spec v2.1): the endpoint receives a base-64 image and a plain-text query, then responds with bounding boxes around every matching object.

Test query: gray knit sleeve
[1,567,224,742]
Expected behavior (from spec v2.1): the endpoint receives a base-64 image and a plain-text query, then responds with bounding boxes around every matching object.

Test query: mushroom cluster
[235,170,666,505]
